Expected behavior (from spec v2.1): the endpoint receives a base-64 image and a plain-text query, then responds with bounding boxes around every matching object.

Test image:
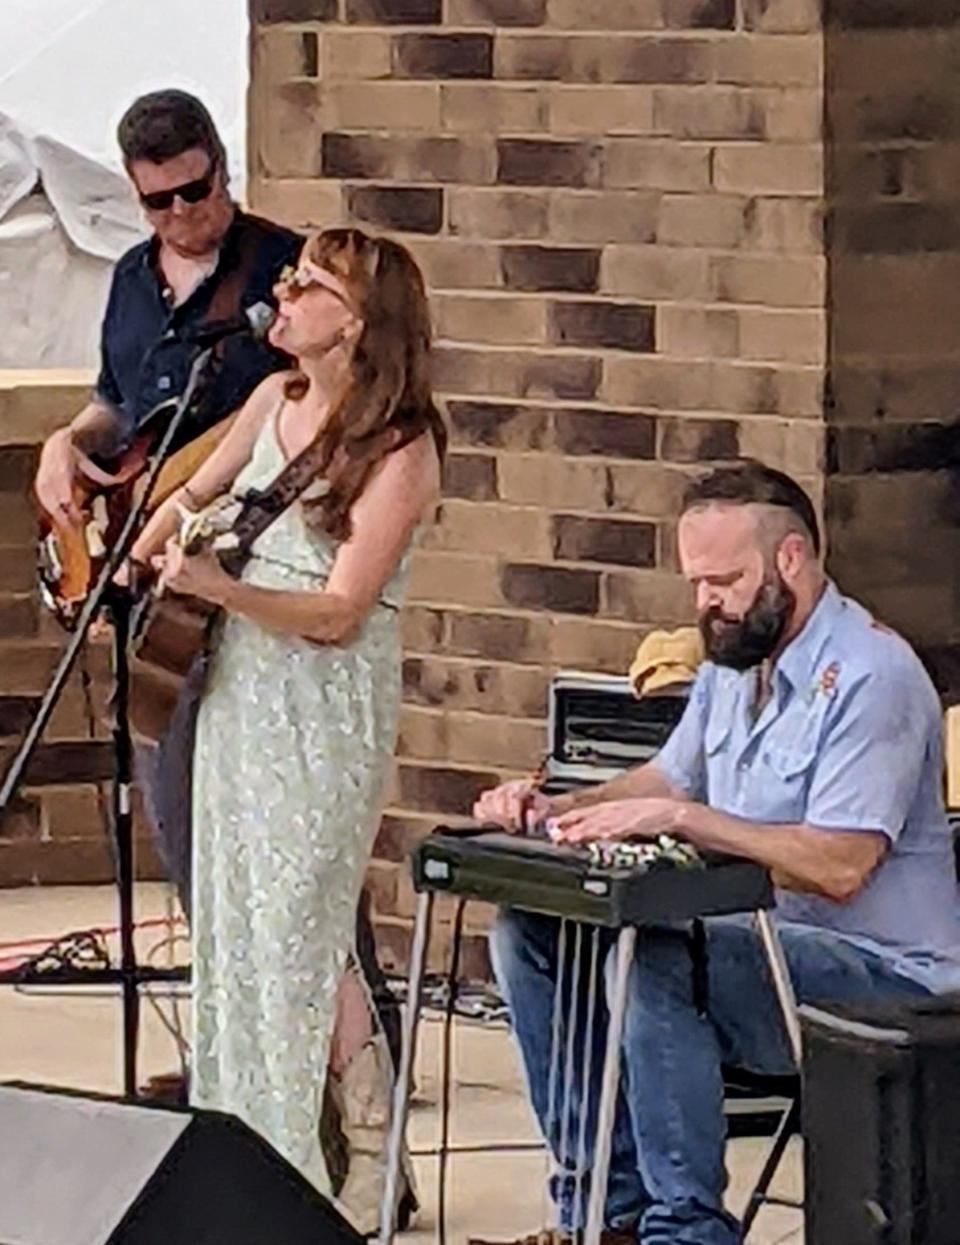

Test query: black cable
[438,898,466,1245]
[5,929,111,983]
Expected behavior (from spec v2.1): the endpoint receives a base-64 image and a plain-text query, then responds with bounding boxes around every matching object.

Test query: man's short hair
[117,90,227,173]
[681,459,821,556]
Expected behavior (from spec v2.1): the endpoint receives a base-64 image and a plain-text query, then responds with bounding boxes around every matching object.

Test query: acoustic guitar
[127,428,331,744]
[127,497,240,744]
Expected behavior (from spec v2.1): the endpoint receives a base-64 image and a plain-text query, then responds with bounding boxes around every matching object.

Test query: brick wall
[10,3,956,974]
[0,375,162,887]
[248,0,827,965]
[822,2,960,699]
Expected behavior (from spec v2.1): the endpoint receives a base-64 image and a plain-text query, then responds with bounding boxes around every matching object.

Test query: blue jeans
[134,654,210,920]
[491,910,932,1243]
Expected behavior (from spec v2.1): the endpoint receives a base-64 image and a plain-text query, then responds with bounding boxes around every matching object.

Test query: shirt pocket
[757,699,829,820]
[765,741,818,781]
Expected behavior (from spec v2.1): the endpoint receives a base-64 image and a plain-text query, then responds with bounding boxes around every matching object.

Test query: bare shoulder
[235,370,294,432]
[361,433,441,522]
[251,369,294,411]
[371,432,439,490]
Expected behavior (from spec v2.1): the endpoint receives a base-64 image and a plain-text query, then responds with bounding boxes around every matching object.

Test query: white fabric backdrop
[0,0,248,367]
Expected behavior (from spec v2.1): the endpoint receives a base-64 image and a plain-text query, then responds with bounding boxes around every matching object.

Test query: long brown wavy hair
[283,226,447,541]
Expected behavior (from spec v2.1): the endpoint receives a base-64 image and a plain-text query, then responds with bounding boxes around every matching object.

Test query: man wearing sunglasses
[33,87,301,916]
[35,89,301,523]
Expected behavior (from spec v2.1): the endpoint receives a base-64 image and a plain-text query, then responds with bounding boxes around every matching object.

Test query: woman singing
[130,227,444,1227]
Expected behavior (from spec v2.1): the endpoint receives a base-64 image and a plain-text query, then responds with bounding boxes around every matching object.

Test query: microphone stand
[0,346,216,1100]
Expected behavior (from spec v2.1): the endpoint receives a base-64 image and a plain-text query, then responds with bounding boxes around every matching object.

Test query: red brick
[548,86,656,136]
[443,453,498,500]
[435,293,547,346]
[254,0,337,18]
[497,454,612,510]
[552,515,657,569]
[449,0,546,23]
[665,0,736,28]
[409,551,504,608]
[423,500,552,558]
[0,740,114,786]
[606,462,693,519]
[554,409,656,460]
[498,138,603,189]
[0,546,36,593]
[548,617,645,674]
[653,87,766,140]
[600,245,711,300]
[0,796,39,841]
[394,33,494,79]
[549,301,655,352]
[500,563,600,615]
[448,401,551,450]
[603,140,711,191]
[433,346,601,402]
[345,186,443,235]
[657,194,749,248]
[546,0,663,28]
[346,0,440,18]
[0,595,39,640]
[448,188,550,240]
[660,416,741,462]
[742,0,821,31]
[445,610,552,664]
[40,786,109,841]
[500,245,601,293]
[396,761,501,815]
[402,606,447,653]
[403,655,549,717]
[322,133,495,184]
[374,812,438,864]
[603,570,695,624]
[550,191,659,244]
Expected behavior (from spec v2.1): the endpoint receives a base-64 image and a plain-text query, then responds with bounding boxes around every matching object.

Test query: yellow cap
[629,627,705,697]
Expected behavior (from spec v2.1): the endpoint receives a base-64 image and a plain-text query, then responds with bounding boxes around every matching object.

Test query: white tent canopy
[0,0,248,367]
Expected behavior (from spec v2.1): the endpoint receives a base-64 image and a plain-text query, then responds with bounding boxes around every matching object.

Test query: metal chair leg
[753,909,802,1065]
[741,1096,802,1237]
[742,909,804,1240]
[379,890,434,1245]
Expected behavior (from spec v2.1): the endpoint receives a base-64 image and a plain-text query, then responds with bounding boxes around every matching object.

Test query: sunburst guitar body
[36,416,236,630]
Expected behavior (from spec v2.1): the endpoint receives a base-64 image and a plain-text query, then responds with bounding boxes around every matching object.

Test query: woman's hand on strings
[155,538,231,604]
[549,797,682,846]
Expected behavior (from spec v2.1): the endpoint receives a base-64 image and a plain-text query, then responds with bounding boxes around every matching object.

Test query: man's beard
[699,576,796,671]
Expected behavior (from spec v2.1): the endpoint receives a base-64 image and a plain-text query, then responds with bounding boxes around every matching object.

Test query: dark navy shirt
[96,210,302,450]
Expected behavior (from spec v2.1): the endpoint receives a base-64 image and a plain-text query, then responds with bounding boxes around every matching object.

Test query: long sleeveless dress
[190,409,411,1195]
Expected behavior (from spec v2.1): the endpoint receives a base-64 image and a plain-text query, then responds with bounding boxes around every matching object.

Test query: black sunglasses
[139,167,216,212]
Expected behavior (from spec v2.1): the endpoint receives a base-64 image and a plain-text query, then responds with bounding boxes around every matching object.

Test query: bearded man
[472,460,960,1245]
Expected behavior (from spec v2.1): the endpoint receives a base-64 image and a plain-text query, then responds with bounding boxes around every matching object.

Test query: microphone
[182,301,277,346]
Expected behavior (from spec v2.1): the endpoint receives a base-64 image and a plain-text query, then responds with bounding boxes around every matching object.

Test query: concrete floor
[0,884,804,1243]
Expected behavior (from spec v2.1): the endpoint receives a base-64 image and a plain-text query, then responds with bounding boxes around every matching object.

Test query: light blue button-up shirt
[654,582,960,988]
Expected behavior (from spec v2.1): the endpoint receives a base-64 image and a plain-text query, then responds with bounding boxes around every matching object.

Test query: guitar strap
[213,418,333,579]
[202,213,263,332]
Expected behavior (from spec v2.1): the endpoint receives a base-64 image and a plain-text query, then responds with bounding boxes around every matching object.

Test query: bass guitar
[36,413,235,630]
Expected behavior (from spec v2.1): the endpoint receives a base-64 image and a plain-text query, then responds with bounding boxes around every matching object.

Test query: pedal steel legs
[379,899,800,1245]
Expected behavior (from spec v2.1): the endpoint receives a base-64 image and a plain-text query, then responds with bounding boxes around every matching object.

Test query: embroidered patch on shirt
[818,661,840,697]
